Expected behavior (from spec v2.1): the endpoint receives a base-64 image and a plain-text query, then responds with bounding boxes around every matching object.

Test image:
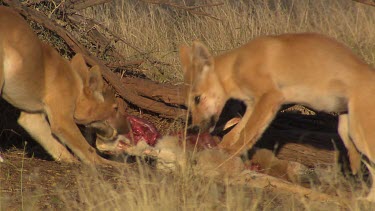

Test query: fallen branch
[258,112,341,167]
[235,171,346,205]
[121,77,185,106]
[352,0,375,7]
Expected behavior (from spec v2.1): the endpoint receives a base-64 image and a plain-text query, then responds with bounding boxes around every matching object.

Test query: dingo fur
[180,33,375,199]
[0,6,118,164]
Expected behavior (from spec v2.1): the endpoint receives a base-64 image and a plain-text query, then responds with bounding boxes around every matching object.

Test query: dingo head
[89,98,132,151]
[179,41,226,132]
[70,54,118,125]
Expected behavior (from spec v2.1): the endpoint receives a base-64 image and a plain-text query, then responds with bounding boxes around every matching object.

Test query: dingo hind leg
[338,114,361,174]
[347,95,375,165]
[363,161,375,201]
[347,93,375,200]
[0,50,4,94]
[0,72,3,95]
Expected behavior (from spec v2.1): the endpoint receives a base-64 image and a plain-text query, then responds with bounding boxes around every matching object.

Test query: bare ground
[0,103,374,210]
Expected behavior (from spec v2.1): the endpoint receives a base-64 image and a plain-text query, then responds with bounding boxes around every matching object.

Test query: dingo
[0,6,118,164]
[180,33,375,199]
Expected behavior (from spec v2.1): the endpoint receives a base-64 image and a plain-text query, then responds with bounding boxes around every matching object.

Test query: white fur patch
[199,65,210,81]
[202,91,223,119]
[94,91,105,102]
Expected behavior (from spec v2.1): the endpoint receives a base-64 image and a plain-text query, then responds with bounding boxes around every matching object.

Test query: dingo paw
[219,131,241,149]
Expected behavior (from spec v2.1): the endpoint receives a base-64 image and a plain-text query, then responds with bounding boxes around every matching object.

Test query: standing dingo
[180,33,375,199]
[0,6,118,165]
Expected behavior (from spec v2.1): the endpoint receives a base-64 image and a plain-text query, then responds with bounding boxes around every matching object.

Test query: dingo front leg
[45,105,110,165]
[18,112,77,162]
[218,100,254,151]
[219,91,284,156]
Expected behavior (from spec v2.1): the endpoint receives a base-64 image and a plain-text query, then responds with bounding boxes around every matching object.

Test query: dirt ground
[0,145,371,210]
[0,148,340,210]
[1,149,81,210]
[0,148,151,210]
[0,100,373,210]
[0,98,164,210]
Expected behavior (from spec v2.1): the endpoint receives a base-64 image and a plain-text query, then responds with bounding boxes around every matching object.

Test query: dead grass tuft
[83,0,375,83]
[2,0,375,210]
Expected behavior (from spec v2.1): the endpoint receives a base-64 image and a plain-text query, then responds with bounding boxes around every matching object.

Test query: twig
[141,0,223,20]
[49,0,65,18]
[236,171,346,205]
[105,60,144,69]
[22,0,45,6]
[352,0,375,7]
[71,0,111,10]
[67,14,127,60]
[20,141,28,211]
[71,13,171,66]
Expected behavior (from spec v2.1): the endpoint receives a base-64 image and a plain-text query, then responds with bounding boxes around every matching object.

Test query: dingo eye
[194,95,201,105]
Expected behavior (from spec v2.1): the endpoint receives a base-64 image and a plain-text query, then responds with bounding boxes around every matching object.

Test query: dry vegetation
[83,0,375,83]
[2,0,375,210]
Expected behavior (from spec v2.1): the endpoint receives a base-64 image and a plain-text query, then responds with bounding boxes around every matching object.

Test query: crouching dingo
[180,33,375,200]
[0,6,118,165]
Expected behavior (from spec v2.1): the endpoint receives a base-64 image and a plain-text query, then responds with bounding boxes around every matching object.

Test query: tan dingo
[0,6,118,164]
[180,33,375,199]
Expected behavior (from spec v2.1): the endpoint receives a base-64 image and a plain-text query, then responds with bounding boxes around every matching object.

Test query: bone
[223,117,241,130]
[89,121,117,141]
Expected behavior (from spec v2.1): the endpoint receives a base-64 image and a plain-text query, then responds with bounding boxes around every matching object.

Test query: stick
[235,171,347,205]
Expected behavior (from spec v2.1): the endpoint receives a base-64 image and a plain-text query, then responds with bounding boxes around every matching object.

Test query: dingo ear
[71,53,89,80]
[180,45,194,84]
[179,45,192,70]
[192,41,214,72]
[87,65,104,93]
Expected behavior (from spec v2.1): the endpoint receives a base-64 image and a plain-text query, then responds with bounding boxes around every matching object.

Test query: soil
[0,148,148,210]
[1,149,80,210]
[0,99,368,210]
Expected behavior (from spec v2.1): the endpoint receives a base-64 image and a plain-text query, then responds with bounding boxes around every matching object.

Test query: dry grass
[2,152,375,210]
[80,0,375,209]
[3,0,375,210]
[83,0,375,83]
[58,166,324,210]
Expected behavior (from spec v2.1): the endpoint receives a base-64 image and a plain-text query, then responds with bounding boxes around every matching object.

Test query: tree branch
[352,0,375,7]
